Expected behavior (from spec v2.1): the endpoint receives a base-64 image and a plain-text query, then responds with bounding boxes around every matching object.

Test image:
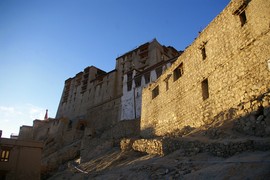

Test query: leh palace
[1,0,270,179]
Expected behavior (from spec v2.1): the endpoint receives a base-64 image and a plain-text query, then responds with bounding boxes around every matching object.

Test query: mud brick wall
[141,0,270,137]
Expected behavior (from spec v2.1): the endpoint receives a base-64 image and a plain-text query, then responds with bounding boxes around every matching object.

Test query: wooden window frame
[0,149,11,162]
[173,63,184,81]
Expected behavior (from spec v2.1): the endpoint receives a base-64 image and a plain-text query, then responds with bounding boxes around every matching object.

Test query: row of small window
[151,62,184,99]
[200,8,248,61]
[151,6,248,99]
[152,78,209,101]
[127,66,164,91]
[126,42,210,92]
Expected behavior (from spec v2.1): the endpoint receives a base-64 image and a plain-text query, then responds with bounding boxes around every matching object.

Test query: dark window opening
[165,81,169,91]
[240,10,247,26]
[127,72,132,81]
[152,86,159,99]
[79,124,85,131]
[139,51,148,59]
[135,76,141,87]
[127,81,132,91]
[127,72,133,91]
[233,2,248,27]
[144,72,150,84]
[202,47,207,60]
[0,149,10,162]
[155,67,163,79]
[173,63,184,81]
[68,120,72,130]
[122,63,125,72]
[140,44,148,53]
[202,79,209,100]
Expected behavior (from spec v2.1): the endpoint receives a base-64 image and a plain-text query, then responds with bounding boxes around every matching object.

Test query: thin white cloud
[0,106,16,115]
[3,119,10,122]
[28,105,44,120]
[0,104,46,138]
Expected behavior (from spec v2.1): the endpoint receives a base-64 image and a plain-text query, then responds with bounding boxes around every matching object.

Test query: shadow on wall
[124,102,270,157]
[165,106,270,139]
[209,89,270,125]
[140,127,156,139]
[160,101,270,157]
[141,89,270,138]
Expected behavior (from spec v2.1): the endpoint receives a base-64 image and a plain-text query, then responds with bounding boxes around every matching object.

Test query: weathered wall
[55,66,114,121]
[115,39,179,77]
[121,61,176,120]
[120,137,270,157]
[18,125,33,140]
[141,0,270,137]
[55,39,179,139]
[0,138,43,180]
[33,120,51,141]
[100,119,140,139]
[81,119,140,162]
[87,97,121,134]
[117,39,179,121]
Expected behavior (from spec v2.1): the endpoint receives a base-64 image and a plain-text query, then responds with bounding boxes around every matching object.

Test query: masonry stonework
[55,39,179,136]
[9,1,270,177]
[120,57,178,120]
[141,0,270,137]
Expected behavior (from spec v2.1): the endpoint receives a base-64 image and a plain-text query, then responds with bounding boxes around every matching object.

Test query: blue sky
[0,0,230,137]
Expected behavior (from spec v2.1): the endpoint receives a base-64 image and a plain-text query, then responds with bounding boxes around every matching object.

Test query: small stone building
[141,0,270,137]
[0,134,43,180]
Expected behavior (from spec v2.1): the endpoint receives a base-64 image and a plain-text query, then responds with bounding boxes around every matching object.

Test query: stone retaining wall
[121,137,270,158]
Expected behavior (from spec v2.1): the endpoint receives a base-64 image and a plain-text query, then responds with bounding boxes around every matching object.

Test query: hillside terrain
[44,114,270,180]
[48,149,270,180]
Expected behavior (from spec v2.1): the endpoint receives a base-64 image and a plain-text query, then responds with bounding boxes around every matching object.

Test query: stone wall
[115,39,179,77]
[233,90,270,137]
[56,67,119,121]
[101,119,140,139]
[80,119,140,162]
[120,59,177,121]
[141,0,270,137]
[18,125,33,140]
[120,137,270,158]
[33,120,51,141]
[87,97,122,135]
[56,39,179,125]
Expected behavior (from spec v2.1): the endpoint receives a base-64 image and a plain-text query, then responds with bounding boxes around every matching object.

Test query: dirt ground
[47,147,270,180]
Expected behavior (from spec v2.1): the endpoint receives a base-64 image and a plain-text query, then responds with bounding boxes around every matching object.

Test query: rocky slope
[46,145,270,180]
[44,123,270,179]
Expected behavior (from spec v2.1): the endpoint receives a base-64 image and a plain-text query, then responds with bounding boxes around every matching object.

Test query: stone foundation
[120,137,270,158]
